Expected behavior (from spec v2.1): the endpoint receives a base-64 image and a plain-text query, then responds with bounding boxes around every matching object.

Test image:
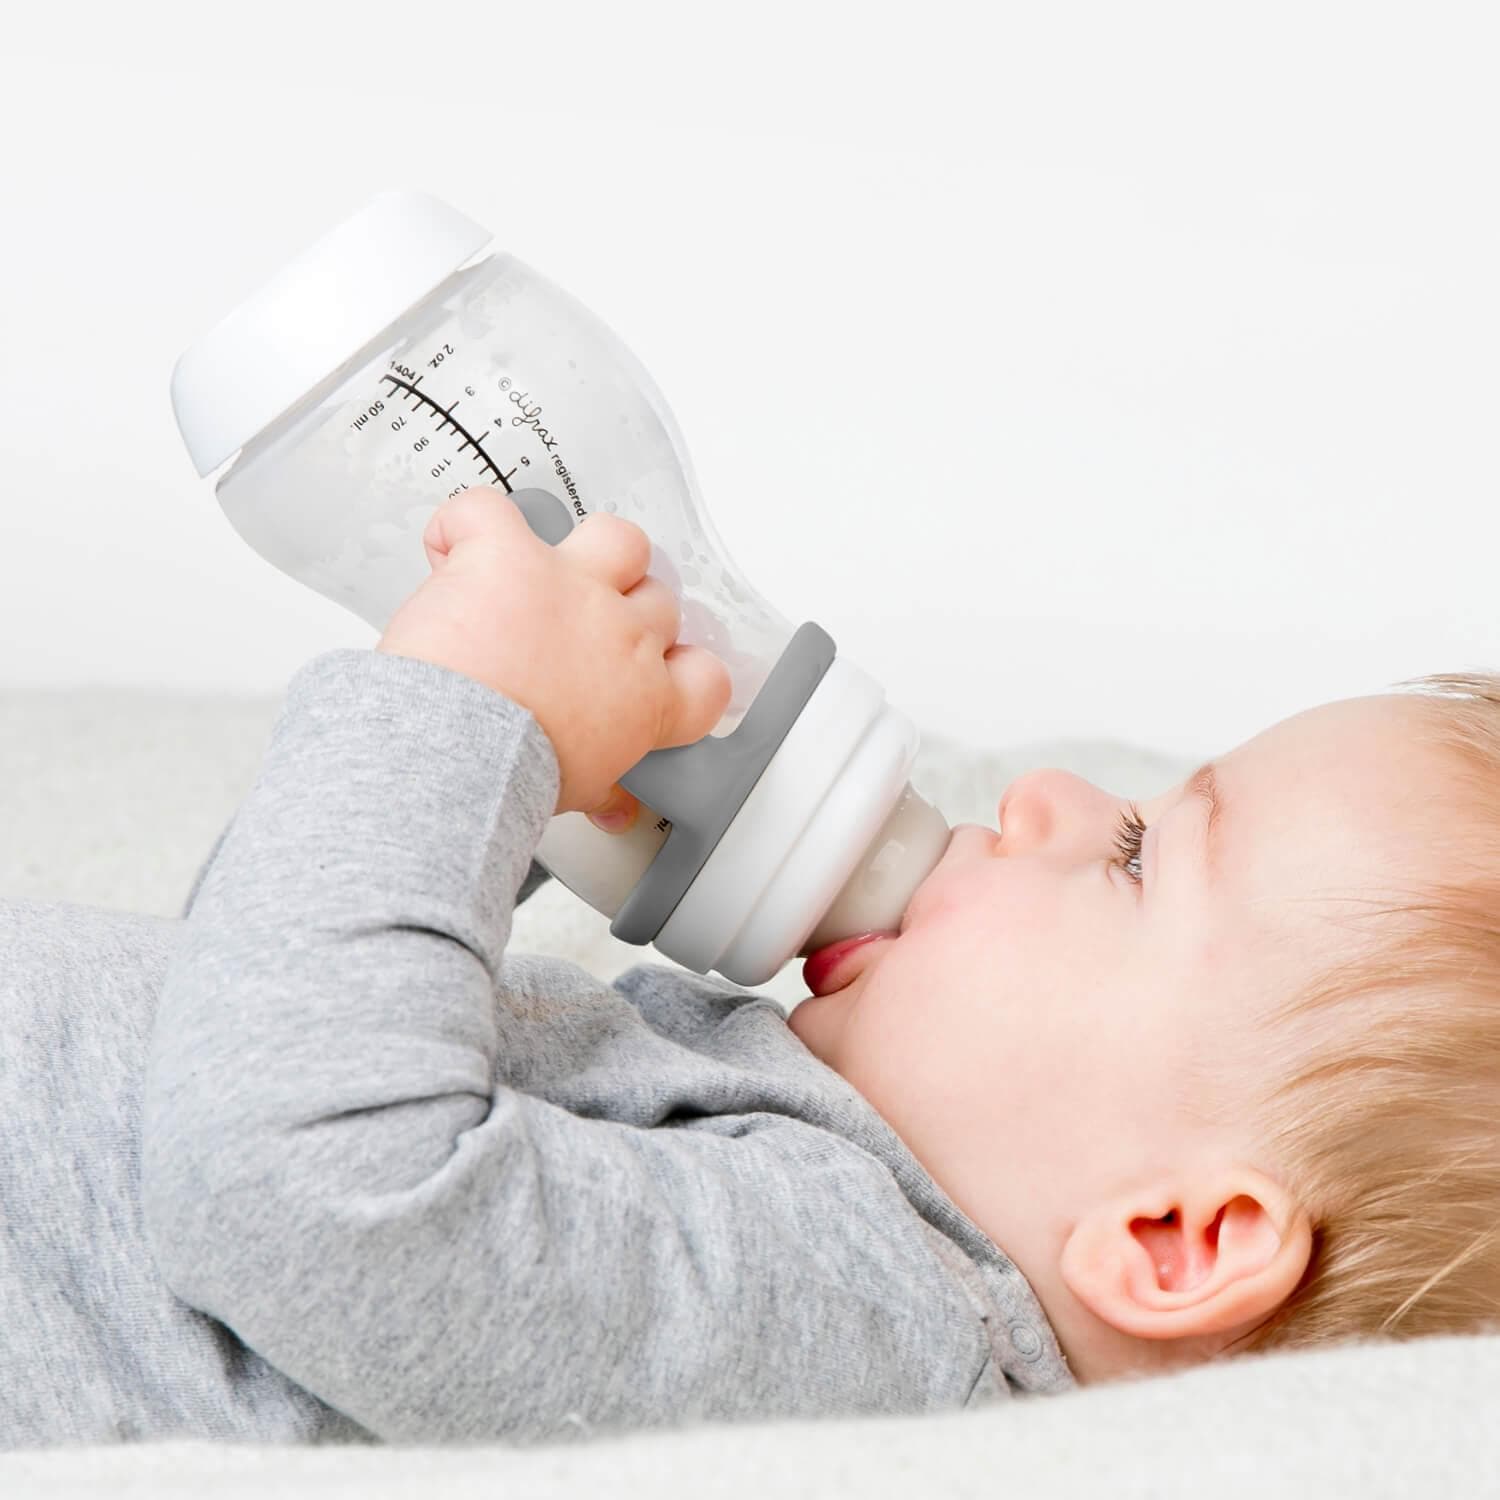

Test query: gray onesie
[0,647,1073,1448]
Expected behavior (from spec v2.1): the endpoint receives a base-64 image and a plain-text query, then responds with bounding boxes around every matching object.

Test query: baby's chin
[788,932,899,1056]
[786,985,846,1058]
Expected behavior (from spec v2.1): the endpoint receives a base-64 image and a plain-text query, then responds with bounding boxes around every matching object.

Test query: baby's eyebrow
[1184,759,1224,884]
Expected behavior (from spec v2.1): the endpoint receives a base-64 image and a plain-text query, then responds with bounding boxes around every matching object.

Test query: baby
[6,487,1497,1449]
[370,494,1500,1384]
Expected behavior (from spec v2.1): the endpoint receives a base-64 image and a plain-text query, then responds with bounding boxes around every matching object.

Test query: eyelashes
[1112,802,1147,885]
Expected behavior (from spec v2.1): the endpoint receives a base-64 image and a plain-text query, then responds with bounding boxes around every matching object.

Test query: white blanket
[2,683,1495,1495]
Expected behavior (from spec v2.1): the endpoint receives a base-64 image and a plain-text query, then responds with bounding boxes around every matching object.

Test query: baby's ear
[1057,1166,1313,1344]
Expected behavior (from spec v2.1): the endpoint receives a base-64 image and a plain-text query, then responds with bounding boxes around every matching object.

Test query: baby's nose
[996,769,1113,854]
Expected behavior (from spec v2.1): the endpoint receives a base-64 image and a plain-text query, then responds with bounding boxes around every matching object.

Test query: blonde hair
[1232,671,1500,1355]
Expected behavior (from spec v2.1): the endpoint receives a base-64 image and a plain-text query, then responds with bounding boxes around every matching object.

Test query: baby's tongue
[802,931,897,997]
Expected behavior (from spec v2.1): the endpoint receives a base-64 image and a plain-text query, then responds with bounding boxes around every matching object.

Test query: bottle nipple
[801,783,951,955]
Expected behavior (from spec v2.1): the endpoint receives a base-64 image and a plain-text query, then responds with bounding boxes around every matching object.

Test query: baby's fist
[375,487,732,819]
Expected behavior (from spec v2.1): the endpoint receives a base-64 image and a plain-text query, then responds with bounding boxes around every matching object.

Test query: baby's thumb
[586,784,641,835]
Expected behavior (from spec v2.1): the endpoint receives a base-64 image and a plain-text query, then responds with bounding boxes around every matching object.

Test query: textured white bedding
[2,681,1496,1495]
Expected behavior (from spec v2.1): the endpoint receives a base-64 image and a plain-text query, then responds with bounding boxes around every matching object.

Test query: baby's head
[787,673,1500,1383]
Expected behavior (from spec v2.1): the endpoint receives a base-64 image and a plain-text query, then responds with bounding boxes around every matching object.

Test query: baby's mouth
[801,931,897,997]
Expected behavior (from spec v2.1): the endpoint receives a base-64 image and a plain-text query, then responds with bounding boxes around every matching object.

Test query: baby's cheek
[968,869,1056,937]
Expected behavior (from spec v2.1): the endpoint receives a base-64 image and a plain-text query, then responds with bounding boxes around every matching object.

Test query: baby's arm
[178,810,551,919]
[142,495,983,1442]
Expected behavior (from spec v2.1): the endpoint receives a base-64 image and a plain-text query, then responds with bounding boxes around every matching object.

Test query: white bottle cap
[170,190,493,477]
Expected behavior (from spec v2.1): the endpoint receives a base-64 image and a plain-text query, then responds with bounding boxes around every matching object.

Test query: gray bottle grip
[505,487,837,945]
[509,487,576,544]
[612,620,836,943]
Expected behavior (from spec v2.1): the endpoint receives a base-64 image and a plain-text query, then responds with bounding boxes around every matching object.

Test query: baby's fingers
[588,646,726,828]
[421,486,536,569]
[586,784,641,834]
[657,645,732,748]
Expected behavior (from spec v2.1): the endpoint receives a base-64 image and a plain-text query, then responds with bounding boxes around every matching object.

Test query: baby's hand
[375,486,731,821]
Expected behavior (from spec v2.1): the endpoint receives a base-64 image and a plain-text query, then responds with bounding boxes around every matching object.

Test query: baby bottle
[168,189,950,985]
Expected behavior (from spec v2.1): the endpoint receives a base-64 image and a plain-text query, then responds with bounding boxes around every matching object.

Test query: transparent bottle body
[215,249,795,913]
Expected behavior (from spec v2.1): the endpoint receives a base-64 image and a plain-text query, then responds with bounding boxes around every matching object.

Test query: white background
[1,1,1496,762]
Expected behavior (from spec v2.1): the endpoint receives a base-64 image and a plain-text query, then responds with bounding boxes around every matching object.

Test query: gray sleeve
[141,648,985,1445]
[181,825,549,919]
[180,819,236,918]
